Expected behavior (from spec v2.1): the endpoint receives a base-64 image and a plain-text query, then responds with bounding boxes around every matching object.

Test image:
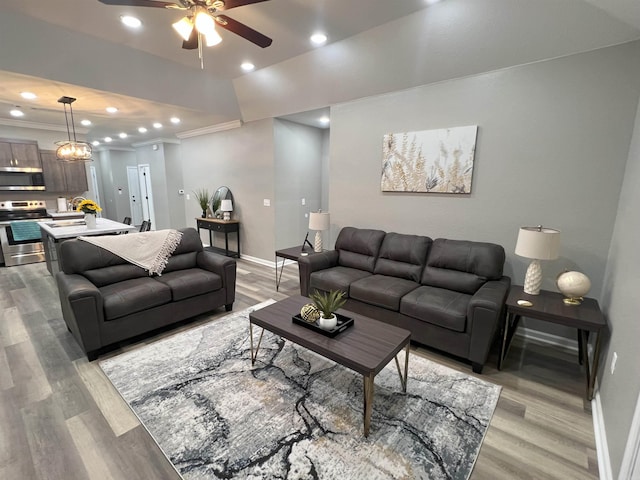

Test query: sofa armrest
[466,276,511,368]
[56,272,105,355]
[197,251,237,306]
[298,250,339,296]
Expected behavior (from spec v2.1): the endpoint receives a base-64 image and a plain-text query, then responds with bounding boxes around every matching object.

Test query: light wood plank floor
[0,259,599,479]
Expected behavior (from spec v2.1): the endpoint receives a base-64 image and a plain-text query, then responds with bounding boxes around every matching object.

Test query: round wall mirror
[212,186,234,218]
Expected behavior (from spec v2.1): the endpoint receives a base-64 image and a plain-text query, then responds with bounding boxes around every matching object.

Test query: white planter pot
[85,213,97,229]
[318,314,337,330]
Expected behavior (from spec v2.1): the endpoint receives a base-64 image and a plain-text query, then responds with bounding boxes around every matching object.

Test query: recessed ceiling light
[104,136,113,143]
[138,127,148,133]
[241,62,255,72]
[120,15,142,28]
[318,116,330,125]
[106,106,118,113]
[153,122,162,129]
[92,140,100,146]
[119,132,128,139]
[170,117,181,124]
[10,109,24,117]
[20,92,37,100]
[81,119,92,126]
[310,32,327,45]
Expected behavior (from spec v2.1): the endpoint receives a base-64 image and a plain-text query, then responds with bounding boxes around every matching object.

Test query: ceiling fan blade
[97,0,180,7]
[182,28,199,49]
[215,15,272,48]
[217,0,270,11]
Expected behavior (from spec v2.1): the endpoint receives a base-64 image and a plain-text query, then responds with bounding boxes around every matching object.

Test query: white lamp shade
[220,199,233,212]
[515,226,560,260]
[309,212,330,231]
[172,16,194,41]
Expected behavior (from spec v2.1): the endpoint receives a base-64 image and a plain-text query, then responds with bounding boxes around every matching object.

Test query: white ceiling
[0,0,638,148]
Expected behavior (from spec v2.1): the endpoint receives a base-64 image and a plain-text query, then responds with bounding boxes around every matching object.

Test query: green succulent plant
[193,188,212,211]
[309,290,347,318]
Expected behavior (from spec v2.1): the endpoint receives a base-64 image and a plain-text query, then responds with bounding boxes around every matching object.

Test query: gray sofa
[56,227,236,361]
[299,227,510,373]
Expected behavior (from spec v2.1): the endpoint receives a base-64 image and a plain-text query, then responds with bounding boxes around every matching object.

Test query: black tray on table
[292,312,354,337]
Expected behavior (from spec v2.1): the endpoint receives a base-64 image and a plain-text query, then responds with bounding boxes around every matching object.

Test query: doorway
[137,164,155,229]
[126,166,144,226]
[88,166,102,217]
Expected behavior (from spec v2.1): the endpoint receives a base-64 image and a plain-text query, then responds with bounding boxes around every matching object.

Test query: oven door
[0,221,45,267]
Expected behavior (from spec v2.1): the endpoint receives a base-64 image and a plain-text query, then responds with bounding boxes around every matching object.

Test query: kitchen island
[40,218,136,275]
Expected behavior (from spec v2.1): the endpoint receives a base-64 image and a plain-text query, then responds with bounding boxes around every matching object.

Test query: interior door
[89,166,102,217]
[127,166,143,225]
[137,164,155,229]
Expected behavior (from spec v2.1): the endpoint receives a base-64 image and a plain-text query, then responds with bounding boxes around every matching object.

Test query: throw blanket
[10,221,42,242]
[79,229,183,276]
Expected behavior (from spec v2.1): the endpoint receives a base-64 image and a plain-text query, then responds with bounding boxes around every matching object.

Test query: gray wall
[329,41,640,337]
[274,119,324,250]
[163,143,187,229]
[135,143,171,230]
[96,149,136,222]
[179,119,275,260]
[599,97,640,478]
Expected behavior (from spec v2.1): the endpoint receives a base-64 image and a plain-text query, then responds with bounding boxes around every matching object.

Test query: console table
[498,285,607,400]
[275,245,317,291]
[196,218,240,258]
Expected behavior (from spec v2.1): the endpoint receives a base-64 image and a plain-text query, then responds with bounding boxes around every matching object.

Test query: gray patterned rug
[100,300,500,480]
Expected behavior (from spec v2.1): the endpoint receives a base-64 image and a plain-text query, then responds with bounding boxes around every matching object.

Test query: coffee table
[248,295,411,437]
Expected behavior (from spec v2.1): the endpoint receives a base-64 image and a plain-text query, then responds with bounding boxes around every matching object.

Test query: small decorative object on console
[193,189,212,218]
[556,271,591,305]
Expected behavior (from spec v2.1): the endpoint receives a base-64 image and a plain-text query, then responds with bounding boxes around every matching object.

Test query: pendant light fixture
[55,96,92,162]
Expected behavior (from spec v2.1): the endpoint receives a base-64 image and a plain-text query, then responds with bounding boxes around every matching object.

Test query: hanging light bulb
[203,29,222,46]
[55,96,92,162]
[172,16,194,41]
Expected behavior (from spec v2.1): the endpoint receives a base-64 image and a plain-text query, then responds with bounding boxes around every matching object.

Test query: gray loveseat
[56,227,236,361]
[299,227,510,373]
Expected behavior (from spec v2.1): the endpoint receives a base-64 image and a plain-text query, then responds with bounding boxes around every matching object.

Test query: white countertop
[39,217,137,240]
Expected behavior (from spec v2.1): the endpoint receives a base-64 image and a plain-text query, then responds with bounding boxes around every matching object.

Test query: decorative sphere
[556,271,591,299]
[300,304,321,323]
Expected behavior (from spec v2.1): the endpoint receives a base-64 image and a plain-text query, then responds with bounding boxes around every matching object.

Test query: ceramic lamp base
[523,259,542,295]
[314,231,322,253]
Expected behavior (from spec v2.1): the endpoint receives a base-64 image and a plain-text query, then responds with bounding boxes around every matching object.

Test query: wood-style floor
[0,259,599,479]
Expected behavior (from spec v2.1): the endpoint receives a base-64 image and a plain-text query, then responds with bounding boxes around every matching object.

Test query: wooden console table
[196,218,240,258]
[498,285,607,400]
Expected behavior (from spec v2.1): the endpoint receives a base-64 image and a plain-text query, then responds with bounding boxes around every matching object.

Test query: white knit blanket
[79,229,183,276]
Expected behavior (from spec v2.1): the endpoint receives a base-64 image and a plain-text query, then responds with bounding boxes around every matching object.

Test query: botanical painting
[381,125,478,193]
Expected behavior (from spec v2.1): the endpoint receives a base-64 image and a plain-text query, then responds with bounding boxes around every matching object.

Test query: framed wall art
[381,125,478,193]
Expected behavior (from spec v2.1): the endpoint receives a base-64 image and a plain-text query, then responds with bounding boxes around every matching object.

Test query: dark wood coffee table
[249,295,411,437]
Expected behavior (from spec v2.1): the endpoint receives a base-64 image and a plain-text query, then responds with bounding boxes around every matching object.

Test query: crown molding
[176,120,243,139]
[94,145,136,152]
[131,137,181,148]
[0,118,89,134]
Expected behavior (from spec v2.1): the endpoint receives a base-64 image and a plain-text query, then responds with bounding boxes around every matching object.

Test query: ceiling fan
[98,0,272,66]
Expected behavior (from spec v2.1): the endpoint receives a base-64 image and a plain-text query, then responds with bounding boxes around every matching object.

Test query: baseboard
[592,390,613,480]
[238,253,273,268]
[515,327,579,353]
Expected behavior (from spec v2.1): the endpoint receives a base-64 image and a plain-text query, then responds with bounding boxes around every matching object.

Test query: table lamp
[515,225,560,295]
[309,211,330,252]
[220,199,233,221]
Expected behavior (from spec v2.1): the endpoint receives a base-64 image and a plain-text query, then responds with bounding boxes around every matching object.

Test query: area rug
[100,301,501,480]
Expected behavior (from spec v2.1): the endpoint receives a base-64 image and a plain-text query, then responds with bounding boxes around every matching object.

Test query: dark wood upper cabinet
[0,139,41,169]
[41,150,88,193]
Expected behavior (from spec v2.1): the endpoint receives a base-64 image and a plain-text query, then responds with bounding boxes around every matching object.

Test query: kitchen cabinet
[0,139,41,170]
[41,150,88,193]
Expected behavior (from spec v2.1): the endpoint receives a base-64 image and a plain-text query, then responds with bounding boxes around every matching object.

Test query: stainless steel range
[0,200,50,266]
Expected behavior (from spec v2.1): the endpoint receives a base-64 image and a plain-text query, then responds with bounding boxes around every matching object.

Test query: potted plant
[76,199,102,229]
[193,189,212,218]
[309,289,347,330]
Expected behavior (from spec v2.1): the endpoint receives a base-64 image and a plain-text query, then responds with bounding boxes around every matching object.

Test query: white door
[138,164,156,229]
[88,166,102,217]
[126,166,143,225]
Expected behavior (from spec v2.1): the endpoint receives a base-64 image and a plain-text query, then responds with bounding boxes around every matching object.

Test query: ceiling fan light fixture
[195,9,217,39]
[172,16,194,42]
[203,30,222,46]
[55,96,92,162]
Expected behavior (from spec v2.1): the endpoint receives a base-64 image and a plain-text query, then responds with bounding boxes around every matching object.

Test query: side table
[274,245,316,291]
[196,218,240,258]
[499,285,607,401]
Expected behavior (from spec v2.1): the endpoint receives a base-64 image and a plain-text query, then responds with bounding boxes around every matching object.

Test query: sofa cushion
[374,232,431,282]
[421,239,505,294]
[100,277,172,321]
[335,227,386,273]
[155,268,222,301]
[310,266,372,296]
[163,252,198,273]
[350,275,419,311]
[400,285,472,333]
[83,264,147,287]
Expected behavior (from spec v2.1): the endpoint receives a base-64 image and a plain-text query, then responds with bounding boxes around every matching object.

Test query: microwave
[0,171,46,191]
